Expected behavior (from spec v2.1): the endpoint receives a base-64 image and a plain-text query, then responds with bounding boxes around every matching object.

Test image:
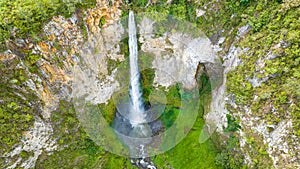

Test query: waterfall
[128,11,146,127]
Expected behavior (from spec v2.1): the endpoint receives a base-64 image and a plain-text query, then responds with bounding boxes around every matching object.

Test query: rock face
[86,0,122,34]
[139,16,220,89]
[1,1,125,168]
[138,14,225,146]
[72,0,124,105]
[208,21,300,168]
[72,20,124,105]
[205,44,242,133]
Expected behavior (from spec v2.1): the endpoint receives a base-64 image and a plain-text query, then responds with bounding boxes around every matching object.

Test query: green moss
[215,134,245,169]
[198,73,212,95]
[156,84,182,129]
[98,17,106,28]
[223,114,241,133]
[151,71,221,168]
[215,111,245,169]
[100,154,134,169]
[27,54,42,65]
[244,132,273,168]
[37,142,105,169]
[107,58,120,75]
[97,99,116,125]
[140,69,155,104]
[0,59,39,157]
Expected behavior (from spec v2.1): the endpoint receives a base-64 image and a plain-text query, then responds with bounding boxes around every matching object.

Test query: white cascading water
[128,11,146,127]
[126,11,157,169]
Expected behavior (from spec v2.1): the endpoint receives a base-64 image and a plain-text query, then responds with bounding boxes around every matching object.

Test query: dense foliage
[0,0,96,51]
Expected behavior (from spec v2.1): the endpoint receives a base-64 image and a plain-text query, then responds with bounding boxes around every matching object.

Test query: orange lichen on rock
[38,81,58,118]
[38,42,50,53]
[48,34,56,41]
[40,63,71,83]
[62,21,73,31]
[0,52,14,61]
[86,0,122,34]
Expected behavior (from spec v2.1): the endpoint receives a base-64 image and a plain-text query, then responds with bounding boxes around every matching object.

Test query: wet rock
[148,120,163,136]
[131,157,157,169]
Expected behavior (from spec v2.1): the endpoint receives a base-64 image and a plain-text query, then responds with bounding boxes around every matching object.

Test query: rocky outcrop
[6,118,57,169]
[205,45,242,133]
[86,0,122,34]
[139,16,220,89]
[1,1,124,168]
[210,21,300,168]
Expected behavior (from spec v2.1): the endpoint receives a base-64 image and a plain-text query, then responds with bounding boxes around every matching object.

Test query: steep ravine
[0,0,299,169]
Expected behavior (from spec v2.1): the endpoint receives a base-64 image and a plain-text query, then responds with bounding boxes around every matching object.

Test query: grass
[153,116,221,169]
[153,74,221,169]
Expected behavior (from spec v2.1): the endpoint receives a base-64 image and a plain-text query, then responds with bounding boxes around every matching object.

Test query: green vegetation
[154,76,220,169]
[98,16,106,28]
[0,59,39,156]
[202,0,300,167]
[157,84,181,129]
[215,134,245,169]
[139,52,157,105]
[37,100,134,169]
[0,0,96,51]
[225,1,300,135]
[97,99,117,125]
[223,114,241,133]
[215,114,244,169]
[140,68,156,104]
[154,123,221,169]
[1,0,299,168]
[129,0,197,22]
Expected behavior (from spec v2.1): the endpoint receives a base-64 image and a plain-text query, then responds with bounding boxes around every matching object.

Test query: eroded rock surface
[139,16,220,89]
[1,1,124,168]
